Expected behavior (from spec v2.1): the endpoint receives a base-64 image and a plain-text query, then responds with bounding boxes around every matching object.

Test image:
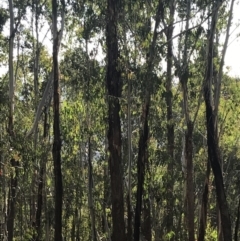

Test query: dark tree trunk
[234,197,240,241]
[198,160,210,241]
[88,138,97,241]
[133,2,162,240]
[33,109,48,241]
[127,75,133,241]
[106,0,125,240]
[7,159,18,241]
[165,1,175,239]
[203,5,232,240]
[134,101,149,241]
[52,0,64,240]
[185,121,194,241]
[204,96,232,240]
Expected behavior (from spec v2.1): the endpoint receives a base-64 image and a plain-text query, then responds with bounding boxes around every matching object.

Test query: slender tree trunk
[7,1,17,240]
[185,122,194,241]
[165,1,175,239]
[214,2,235,239]
[181,76,195,241]
[178,0,196,239]
[134,101,149,241]
[52,0,65,240]
[134,2,162,240]
[7,160,18,241]
[217,202,224,241]
[31,2,41,228]
[8,0,14,136]
[127,76,133,241]
[234,197,240,241]
[106,1,125,240]
[33,0,39,104]
[88,138,97,241]
[34,109,48,241]
[203,3,232,240]
[198,160,210,241]
[214,0,235,118]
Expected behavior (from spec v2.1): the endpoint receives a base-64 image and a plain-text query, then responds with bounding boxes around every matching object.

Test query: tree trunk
[88,138,97,241]
[198,160,210,241]
[203,3,232,240]
[179,0,195,239]
[127,76,133,241]
[214,0,235,119]
[134,101,149,241]
[165,1,175,239]
[234,197,240,241]
[34,109,48,241]
[134,2,162,240]
[185,122,194,241]
[106,0,125,240]
[31,2,41,231]
[7,0,16,240]
[7,159,18,241]
[8,0,15,136]
[52,0,65,240]
[214,2,235,239]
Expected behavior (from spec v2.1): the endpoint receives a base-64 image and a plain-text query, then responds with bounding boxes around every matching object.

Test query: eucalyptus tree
[51,0,65,240]
[163,1,175,239]
[105,0,126,240]
[203,1,232,240]
[133,0,164,239]
[7,0,18,239]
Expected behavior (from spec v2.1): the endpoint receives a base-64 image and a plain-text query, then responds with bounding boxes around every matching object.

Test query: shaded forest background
[0,0,240,240]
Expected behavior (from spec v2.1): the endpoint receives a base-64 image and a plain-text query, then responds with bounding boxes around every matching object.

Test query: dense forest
[0,0,240,240]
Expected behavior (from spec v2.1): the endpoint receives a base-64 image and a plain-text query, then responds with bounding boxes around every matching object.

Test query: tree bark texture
[204,4,232,240]
[106,0,126,240]
[52,0,64,240]
[165,1,175,238]
[185,122,195,241]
